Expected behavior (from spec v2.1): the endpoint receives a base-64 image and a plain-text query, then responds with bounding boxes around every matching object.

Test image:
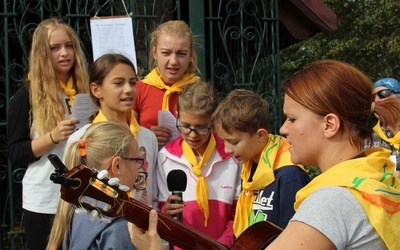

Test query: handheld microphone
[167,169,187,222]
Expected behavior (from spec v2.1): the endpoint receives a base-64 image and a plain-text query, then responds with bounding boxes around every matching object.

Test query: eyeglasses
[373,89,400,99]
[121,157,144,168]
[176,121,211,136]
[134,171,148,190]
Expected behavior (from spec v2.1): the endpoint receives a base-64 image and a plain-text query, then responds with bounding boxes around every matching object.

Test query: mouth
[121,97,134,104]
[59,59,70,65]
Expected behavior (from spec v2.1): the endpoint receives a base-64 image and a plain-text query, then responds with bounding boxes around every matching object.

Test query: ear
[152,46,157,61]
[90,82,102,99]
[108,156,122,176]
[323,113,340,139]
[256,128,269,141]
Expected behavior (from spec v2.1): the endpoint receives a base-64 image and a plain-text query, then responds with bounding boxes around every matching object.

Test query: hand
[51,119,80,143]
[128,209,164,250]
[150,126,172,149]
[165,195,185,218]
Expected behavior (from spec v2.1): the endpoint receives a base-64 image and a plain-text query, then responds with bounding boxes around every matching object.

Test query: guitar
[49,155,282,250]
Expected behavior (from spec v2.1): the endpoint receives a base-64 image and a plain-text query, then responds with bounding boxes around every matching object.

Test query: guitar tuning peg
[108,177,119,186]
[75,207,87,214]
[97,170,108,180]
[101,217,112,224]
[118,184,130,192]
[89,210,99,221]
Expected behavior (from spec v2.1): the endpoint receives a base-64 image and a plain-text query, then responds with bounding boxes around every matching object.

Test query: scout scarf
[233,134,299,237]
[182,133,217,227]
[93,109,141,138]
[142,68,200,110]
[294,148,400,249]
[59,76,77,107]
[373,120,400,151]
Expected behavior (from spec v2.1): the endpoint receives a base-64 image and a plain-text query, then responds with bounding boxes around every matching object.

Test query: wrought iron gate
[0,0,280,248]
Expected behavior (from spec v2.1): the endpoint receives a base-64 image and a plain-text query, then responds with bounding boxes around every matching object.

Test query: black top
[7,85,38,166]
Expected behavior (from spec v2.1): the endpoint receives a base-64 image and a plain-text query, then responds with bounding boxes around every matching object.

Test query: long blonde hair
[29,18,89,136]
[46,121,136,250]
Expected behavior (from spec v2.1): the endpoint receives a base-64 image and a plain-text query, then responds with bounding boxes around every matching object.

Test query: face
[152,34,192,84]
[214,124,263,163]
[48,28,75,82]
[177,111,211,155]
[118,141,142,189]
[279,95,325,166]
[91,63,138,121]
[373,86,398,102]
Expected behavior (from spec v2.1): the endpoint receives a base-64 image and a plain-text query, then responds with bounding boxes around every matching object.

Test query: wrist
[49,130,59,144]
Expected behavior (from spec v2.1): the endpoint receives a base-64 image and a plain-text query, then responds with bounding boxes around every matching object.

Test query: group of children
[7,16,400,250]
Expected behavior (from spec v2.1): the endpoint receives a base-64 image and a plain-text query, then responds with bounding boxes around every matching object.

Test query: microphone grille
[167,169,187,191]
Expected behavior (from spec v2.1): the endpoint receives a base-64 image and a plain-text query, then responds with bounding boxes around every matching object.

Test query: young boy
[211,89,310,238]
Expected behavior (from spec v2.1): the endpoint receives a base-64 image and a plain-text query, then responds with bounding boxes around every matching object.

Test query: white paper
[90,16,137,70]
[158,110,181,142]
[71,94,98,130]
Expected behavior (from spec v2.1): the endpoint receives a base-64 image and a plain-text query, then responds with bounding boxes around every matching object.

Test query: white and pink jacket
[157,134,241,247]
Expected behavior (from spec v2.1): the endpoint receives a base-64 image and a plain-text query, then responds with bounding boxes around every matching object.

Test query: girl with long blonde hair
[7,17,89,249]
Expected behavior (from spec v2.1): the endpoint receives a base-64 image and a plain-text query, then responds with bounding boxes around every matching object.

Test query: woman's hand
[128,209,164,250]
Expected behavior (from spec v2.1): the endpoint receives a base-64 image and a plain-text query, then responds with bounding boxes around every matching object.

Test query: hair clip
[79,139,86,157]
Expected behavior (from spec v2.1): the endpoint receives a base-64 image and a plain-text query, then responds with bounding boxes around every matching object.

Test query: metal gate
[0,0,280,248]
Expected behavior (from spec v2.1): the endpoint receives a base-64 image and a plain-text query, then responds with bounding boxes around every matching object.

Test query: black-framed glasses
[134,171,148,190]
[373,89,400,99]
[121,157,144,168]
[176,121,211,135]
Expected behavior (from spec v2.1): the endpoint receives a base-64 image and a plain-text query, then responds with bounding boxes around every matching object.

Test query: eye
[129,80,137,86]
[114,81,123,85]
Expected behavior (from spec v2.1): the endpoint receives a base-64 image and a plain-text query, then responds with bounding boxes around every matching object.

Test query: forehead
[156,34,191,50]
[178,111,210,124]
[48,27,71,43]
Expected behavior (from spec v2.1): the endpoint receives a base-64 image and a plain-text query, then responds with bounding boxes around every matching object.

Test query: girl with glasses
[157,81,241,248]
[47,121,143,249]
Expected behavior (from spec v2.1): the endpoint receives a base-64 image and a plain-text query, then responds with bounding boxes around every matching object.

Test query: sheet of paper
[90,16,137,70]
[158,110,181,142]
[71,94,98,130]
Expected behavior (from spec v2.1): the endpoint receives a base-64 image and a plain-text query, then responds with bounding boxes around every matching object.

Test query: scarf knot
[142,68,200,110]
[59,76,77,107]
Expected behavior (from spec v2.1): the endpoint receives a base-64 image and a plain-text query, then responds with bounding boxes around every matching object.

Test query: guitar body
[52,163,281,250]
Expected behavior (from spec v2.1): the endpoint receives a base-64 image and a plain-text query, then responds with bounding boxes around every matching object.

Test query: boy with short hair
[211,89,310,238]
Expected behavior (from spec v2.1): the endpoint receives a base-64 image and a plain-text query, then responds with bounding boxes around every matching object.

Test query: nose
[279,122,288,136]
[224,143,233,155]
[169,54,178,65]
[60,46,68,56]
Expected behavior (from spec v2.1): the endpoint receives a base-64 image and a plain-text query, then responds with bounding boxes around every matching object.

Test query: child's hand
[165,194,185,218]
[128,209,164,250]
[51,119,80,143]
[150,126,172,148]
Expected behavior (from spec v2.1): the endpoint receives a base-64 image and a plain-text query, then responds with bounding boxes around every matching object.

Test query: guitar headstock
[48,154,131,221]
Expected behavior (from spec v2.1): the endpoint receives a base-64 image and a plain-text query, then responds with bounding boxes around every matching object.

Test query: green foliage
[280,0,400,83]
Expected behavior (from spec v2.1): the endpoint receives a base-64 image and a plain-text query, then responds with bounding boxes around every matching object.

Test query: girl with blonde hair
[7,17,89,249]
[47,121,142,249]
[134,20,201,149]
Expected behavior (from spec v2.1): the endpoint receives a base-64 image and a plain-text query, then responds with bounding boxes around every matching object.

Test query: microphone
[167,169,187,222]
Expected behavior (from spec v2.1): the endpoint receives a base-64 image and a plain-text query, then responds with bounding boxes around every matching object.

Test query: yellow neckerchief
[233,134,302,238]
[373,120,400,150]
[93,109,141,138]
[59,76,77,107]
[142,68,200,110]
[294,148,400,249]
[182,133,217,227]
